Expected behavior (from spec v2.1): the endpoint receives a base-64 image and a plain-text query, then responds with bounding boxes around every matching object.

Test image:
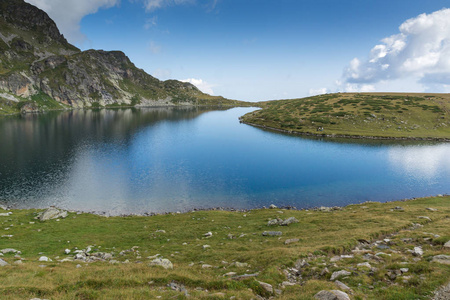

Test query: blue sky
[26,0,450,101]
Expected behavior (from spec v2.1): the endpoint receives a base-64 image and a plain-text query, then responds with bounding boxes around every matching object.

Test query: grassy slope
[241,93,450,140]
[0,196,449,299]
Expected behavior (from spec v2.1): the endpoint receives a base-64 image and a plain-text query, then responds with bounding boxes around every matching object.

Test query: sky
[24,0,450,101]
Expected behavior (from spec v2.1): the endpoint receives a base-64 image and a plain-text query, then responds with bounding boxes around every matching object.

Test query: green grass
[0,196,449,299]
[241,93,450,140]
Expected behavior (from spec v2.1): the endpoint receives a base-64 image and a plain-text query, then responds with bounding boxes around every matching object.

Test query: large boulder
[38,207,68,221]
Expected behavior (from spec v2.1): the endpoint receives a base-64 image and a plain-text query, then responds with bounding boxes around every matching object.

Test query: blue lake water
[0,107,449,215]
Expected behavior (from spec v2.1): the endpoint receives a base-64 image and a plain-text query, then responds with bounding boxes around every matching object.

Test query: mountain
[0,0,245,114]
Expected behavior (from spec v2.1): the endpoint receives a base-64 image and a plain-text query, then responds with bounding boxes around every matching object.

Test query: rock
[268,218,282,226]
[400,268,409,273]
[38,207,68,221]
[418,216,431,221]
[334,280,352,291]
[0,258,9,266]
[281,217,299,226]
[320,267,330,276]
[0,212,12,216]
[202,245,210,249]
[269,204,277,209]
[413,246,423,256]
[13,260,23,265]
[258,281,273,293]
[262,231,282,236]
[39,256,51,262]
[235,262,248,268]
[357,262,372,268]
[432,255,450,265]
[201,264,212,269]
[394,206,404,210]
[284,238,299,245]
[314,290,351,300]
[149,258,173,269]
[330,256,341,262]
[224,272,237,277]
[203,232,212,237]
[64,249,71,254]
[330,270,351,281]
[1,248,20,254]
[426,208,438,212]
[444,241,450,249]
[155,229,166,233]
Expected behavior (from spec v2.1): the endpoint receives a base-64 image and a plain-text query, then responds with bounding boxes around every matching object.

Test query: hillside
[241,93,450,140]
[0,0,246,115]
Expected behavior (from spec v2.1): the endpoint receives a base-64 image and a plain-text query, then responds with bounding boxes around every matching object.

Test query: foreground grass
[0,196,449,299]
[241,93,450,140]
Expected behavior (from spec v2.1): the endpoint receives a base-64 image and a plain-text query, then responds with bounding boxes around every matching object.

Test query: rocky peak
[0,0,76,49]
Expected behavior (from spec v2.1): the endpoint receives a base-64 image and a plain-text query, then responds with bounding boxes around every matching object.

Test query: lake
[0,107,448,215]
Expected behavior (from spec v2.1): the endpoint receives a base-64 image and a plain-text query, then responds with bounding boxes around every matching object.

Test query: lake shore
[1,195,449,299]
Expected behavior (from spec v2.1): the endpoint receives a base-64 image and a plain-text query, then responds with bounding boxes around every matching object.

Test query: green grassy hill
[241,93,450,140]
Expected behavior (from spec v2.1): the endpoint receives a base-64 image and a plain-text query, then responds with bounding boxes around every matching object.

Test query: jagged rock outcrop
[0,0,238,111]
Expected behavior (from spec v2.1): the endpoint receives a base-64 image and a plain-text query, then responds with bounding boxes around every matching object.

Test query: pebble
[39,256,51,262]
[285,238,299,245]
[262,231,282,236]
[330,270,351,281]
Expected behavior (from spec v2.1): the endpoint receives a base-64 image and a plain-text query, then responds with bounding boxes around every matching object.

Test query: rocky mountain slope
[0,0,244,114]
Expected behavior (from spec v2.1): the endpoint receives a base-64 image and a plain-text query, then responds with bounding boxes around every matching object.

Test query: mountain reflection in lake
[0,107,448,215]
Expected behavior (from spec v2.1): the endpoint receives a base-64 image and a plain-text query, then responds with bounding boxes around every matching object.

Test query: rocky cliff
[0,0,241,114]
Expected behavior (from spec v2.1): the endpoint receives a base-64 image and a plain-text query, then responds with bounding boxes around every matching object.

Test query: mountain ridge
[0,0,246,114]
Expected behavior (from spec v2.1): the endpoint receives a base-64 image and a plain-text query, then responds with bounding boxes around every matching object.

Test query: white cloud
[25,0,120,43]
[143,0,194,12]
[144,16,158,29]
[181,78,215,95]
[342,8,450,91]
[148,41,162,54]
[308,87,329,96]
[152,68,171,79]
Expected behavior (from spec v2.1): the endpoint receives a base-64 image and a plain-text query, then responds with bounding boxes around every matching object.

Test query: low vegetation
[0,196,449,299]
[241,93,450,140]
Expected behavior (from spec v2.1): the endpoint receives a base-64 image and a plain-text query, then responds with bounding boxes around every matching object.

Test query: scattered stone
[262,231,282,236]
[330,256,341,263]
[64,249,71,254]
[149,258,173,269]
[334,280,352,292]
[224,272,237,277]
[418,216,431,221]
[13,260,22,265]
[394,206,404,210]
[203,232,212,237]
[38,207,68,221]
[202,245,210,249]
[268,218,282,226]
[155,229,166,233]
[269,204,277,209]
[282,281,296,288]
[413,246,423,256]
[357,262,372,268]
[285,238,299,245]
[314,290,351,300]
[201,264,212,269]
[400,268,409,273]
[39,256,51,262]
[432,255,450,265]
[1,248,20,254]
[258,281,273,294]
[168,282,188,296]
[231,273,259,280]
[0,258,9,266]
[320,267,330,276]
[426,208,438,212]
[235,262,248,268]
[281,217,299,226]
[1,235,13,238]
[76,264,82,268]
[330,270,351,281]
[444,241,450,249]
[0,212,12,217]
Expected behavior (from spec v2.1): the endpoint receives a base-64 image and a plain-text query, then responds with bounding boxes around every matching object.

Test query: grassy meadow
[0,196,449,299]
[241,93,450,140]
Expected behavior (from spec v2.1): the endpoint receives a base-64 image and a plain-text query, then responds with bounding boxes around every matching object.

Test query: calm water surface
[0,107,449,214]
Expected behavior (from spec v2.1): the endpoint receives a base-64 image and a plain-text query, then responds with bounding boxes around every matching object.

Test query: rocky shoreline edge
[240,120,450,142]
[1,194,447,218]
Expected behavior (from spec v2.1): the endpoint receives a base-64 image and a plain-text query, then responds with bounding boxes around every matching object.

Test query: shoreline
[240,120,450,142]
[1,194,447,217]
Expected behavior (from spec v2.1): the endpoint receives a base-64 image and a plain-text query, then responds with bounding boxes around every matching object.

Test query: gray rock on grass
[330,270,351,281]
[262,231,282,236]
[258,281,273,293]
[432,255,450,265]
[0,258,9,266]
[149,258,173,269]
[38,207,68,221]
[314,290,351,300]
